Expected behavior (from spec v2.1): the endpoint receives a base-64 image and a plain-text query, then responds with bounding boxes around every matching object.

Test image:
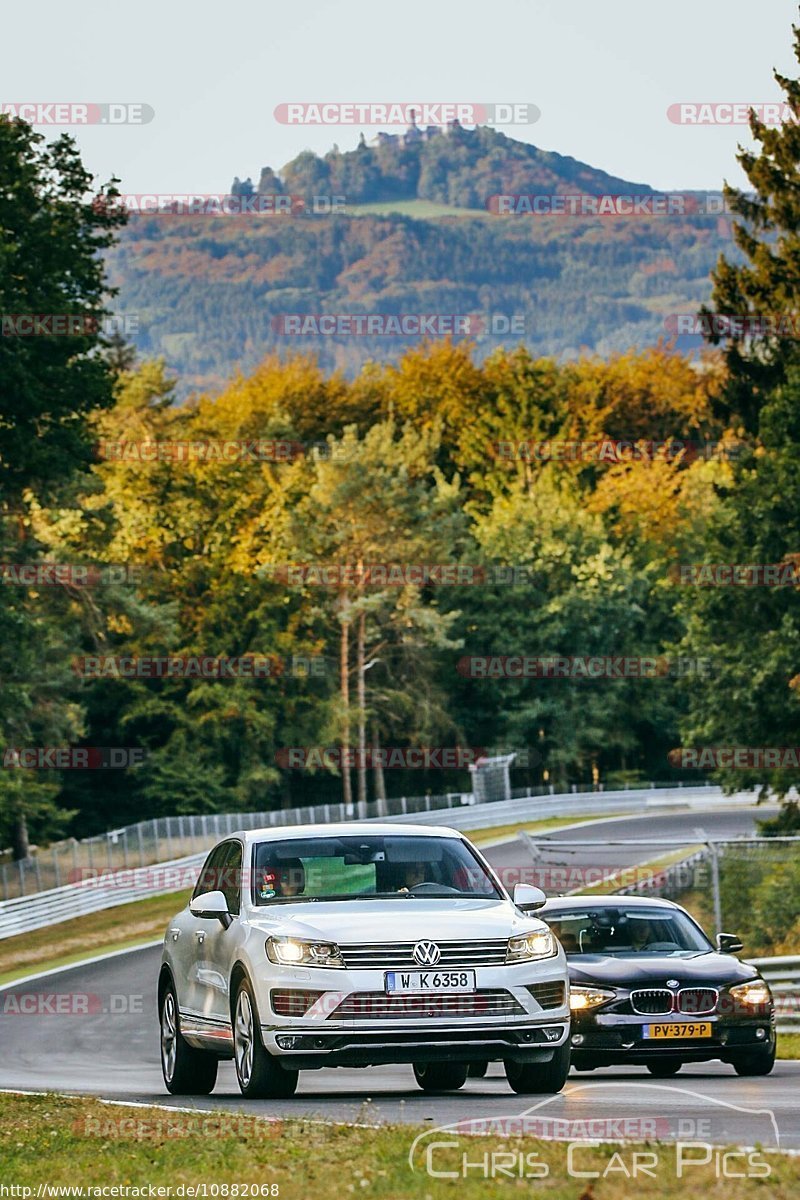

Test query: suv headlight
[507,930,557,962]
[728,980,772,1009]
[569,985,616,1011]
[266,936,345,969]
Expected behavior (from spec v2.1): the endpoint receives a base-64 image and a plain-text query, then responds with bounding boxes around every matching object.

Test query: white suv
[158,823,570,1098]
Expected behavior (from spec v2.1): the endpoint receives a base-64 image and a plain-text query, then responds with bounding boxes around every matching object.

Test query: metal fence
[0,783,752,940]
[0,779,721,902]
[0,793,470,902]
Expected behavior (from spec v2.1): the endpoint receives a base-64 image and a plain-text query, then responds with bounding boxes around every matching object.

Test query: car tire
[505,1043,571,1094]
[233,979,299,1099]
[413,1062,469,1091]
[467,1061,489,1078]
[732,1043,776,1077]
[646,1060,682,1077]
[160,983,218,1095]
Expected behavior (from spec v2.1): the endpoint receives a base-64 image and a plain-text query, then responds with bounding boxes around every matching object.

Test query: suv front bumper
[261,1019,570,1068]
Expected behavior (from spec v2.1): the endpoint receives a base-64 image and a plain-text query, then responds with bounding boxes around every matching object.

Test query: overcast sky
[2,0,797,195]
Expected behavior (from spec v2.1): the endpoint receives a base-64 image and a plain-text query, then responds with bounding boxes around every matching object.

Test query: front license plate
[643,1022,712,1039]
[385,970,476,994]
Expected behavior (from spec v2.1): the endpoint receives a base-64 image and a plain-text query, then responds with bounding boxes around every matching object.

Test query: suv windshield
[543,906,712,956]
[251,835,502,904]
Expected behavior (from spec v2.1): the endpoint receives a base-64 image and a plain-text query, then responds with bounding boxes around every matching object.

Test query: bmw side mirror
[190,890,232,928]
[716,932,743,953]
[514,884,547,911]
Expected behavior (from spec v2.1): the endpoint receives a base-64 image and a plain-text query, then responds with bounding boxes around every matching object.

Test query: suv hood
[248,897,546,942]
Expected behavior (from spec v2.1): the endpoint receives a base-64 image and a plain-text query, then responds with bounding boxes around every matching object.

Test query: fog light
[544,1027,562,1041]
[756,1027,767,1040]
[572,1033,585,1046]
[276,1035,300,1050]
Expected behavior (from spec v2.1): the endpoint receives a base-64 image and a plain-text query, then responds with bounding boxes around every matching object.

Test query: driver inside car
[629,918,655,950]
[396,861,427,892]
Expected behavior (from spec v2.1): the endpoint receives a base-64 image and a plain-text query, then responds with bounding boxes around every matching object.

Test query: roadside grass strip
[0,1092,798,1198]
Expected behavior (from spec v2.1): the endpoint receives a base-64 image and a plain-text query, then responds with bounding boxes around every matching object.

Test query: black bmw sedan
[540,894,776,1076]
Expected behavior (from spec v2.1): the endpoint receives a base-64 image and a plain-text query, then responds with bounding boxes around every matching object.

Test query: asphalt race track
[1,806,796,1150]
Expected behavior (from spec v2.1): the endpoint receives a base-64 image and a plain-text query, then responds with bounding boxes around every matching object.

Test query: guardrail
[0,785,754,941]
[1,779,721,902]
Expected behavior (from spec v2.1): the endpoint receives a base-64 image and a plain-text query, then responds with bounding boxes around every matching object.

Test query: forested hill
[107,126,735,398]
[238,123,654,208]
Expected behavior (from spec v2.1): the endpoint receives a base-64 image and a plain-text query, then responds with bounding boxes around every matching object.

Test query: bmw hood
[568,952,760,988]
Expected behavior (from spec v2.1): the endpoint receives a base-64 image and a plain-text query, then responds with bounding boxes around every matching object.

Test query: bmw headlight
[266,936,345,969]
[728,980,772,1009]
[506,930,557,962]
[569,985,616,1011]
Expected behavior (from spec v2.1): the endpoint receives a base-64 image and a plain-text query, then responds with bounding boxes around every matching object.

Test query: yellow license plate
[644,1022,712,1039]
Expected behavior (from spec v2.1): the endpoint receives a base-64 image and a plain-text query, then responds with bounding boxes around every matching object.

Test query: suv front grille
[630,989,674,1015]
[338,940,509,969]
[329,990,524,1020]
[527,982,566,1010]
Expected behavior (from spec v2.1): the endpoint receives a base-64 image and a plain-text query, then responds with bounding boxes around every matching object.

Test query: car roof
[541,894,680,910]
[230,822,465,843]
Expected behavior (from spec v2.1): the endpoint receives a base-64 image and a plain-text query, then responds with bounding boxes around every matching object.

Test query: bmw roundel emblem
[666,979,680,988]
[413,940,441,966]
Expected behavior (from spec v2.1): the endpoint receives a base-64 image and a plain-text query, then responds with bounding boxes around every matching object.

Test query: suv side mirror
[514,884,547,911]
[190,889,232,928]
[716,932,743,953]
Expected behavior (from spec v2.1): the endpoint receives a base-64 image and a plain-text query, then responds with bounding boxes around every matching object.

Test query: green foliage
[703,22,800,432]
[0,116,126,499]
[0,117,127,854]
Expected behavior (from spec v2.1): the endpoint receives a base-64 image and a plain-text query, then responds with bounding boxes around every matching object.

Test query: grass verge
[777,1032,800,1059]
[0,1092,797,1197]
[0,890,191,986]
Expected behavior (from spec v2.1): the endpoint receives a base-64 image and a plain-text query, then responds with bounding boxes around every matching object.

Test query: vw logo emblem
[413,940,441,966]
[666,979,680,988]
